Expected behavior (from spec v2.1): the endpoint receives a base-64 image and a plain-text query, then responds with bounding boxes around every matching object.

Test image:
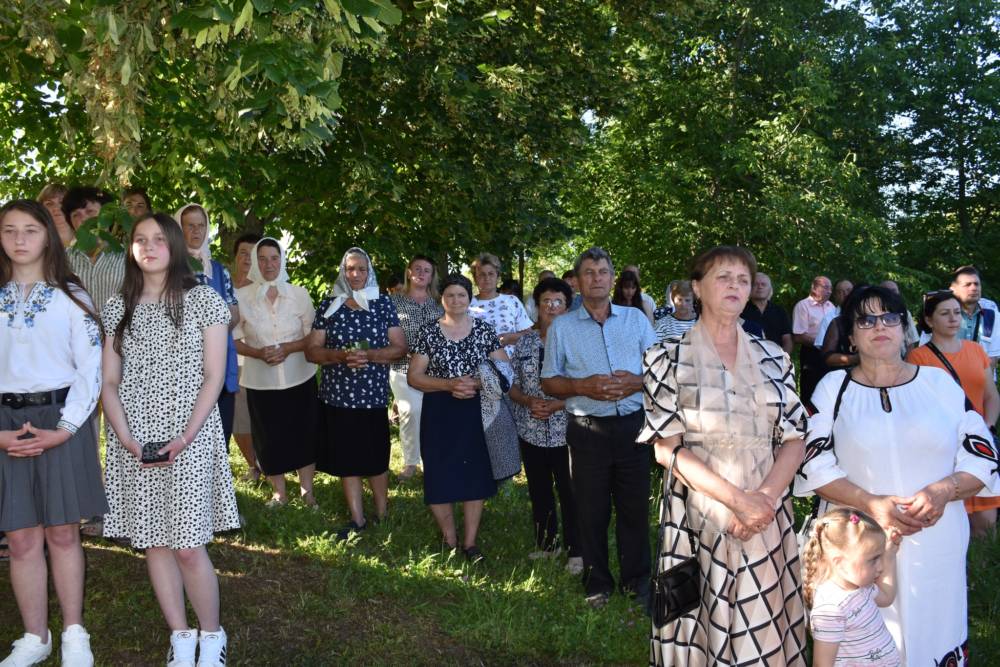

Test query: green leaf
[234,0,254,35]
[107,11,120,45]
[251,0,274,11]
[120,55,132,86]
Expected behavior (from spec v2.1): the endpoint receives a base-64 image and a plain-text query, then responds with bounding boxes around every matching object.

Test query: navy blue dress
[413,318,499,504]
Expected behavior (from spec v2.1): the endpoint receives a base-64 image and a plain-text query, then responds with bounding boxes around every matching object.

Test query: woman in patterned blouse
[509,277,582,575]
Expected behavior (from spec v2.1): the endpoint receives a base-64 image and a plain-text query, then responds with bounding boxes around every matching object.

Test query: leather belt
[0,387,71,409]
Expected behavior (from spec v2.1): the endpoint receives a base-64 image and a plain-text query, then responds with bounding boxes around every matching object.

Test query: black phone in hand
[140,441,170,464]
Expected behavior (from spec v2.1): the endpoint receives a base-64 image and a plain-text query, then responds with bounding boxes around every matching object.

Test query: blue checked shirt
[541,303,658,417]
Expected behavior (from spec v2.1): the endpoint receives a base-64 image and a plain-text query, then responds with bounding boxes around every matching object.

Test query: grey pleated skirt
[0,400,108,531]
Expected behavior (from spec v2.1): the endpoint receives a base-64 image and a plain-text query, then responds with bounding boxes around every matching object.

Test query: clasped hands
[0,422,71,457]
[122,435,188,468]
[526,397,564,420]
[260,343,288,366]
[575,371,640,402]
[865,480,953,537]
[448,375,481,399]
[727,489,779,541]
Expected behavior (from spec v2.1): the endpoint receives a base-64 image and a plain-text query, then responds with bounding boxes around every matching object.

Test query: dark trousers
[566,411,650,597]
[218,389,235,450]
[798,345,825,411]
[519,439,579,557]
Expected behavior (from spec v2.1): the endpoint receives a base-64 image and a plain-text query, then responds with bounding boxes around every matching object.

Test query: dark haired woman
[408,273,508,561]
[234,238,319,507]
[101,212,239,666]
[797,284,1000,663]
[307,248,406,537]
[612,269,654,323]
[389,255,444,480]
[641,246,807,665]
[908,289,1000,537]
[230,232,263,481]
[0,200,106,666]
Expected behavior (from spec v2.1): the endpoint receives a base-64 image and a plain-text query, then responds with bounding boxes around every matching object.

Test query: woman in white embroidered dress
[796,284,1000,665]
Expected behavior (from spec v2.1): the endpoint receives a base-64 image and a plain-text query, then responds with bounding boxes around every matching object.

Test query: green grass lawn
[1,440,998,665]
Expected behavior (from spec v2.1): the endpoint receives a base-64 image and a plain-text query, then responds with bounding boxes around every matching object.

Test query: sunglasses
[855,312,903,329]
[923,289,955,303]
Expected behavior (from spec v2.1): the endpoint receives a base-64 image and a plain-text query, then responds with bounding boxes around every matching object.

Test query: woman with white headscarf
[234,238,320,508]
[175,203,241,449]
[306,247,406,539]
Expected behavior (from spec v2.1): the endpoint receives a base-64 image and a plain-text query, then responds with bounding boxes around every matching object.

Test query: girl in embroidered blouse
[802,509,901,666]
[0,199,106,666]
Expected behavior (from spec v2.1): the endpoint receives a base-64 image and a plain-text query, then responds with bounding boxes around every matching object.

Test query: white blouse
[469,293,533,356]
[234,283,316,390]
[0,282,102,433]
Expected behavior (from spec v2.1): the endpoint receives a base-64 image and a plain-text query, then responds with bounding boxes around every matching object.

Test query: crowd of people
[1,183,998,666]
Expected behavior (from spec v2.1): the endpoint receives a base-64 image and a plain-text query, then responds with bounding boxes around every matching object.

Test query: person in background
[908,289,1000,537]
[389,255,444,481]
[36,183,73,248]
[792,275,835,410]
[814,279,853,349]
[174,204,241,452]
[562,269,582,311]
[652,280,677,322]
[384,273,404,296]
[612,270,654,324]
[541,247,657,609]
[101,212,240,667]
[307,248,406,539]
[524,269,556,323]
[230,233,262,481]
[62,186,123,313]
[121,187,151,221]
[470,253,533,357]
[509,277,581,574]
[880,280,920,354]
[0,200,106,667]
[741,272,793,354]
[499,277,522,299]
[653,279,697,342]
[623,264,658,318]
[407,274,507,562]
[235,238,319,508]
[937,266,1000,368]
[820,284,867,371]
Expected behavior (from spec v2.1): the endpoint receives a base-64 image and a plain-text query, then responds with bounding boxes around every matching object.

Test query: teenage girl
[803,508,902,666]
[0,199,106,666]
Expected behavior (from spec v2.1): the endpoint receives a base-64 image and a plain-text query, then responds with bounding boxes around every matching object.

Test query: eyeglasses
[855,312,903,329]
[540,298,565,308]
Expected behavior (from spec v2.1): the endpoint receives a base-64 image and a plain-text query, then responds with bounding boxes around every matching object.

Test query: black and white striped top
[66,246,126,314]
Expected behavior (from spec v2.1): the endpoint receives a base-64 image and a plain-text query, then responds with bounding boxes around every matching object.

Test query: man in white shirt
[792,275,835,410]
[814,279,853,348]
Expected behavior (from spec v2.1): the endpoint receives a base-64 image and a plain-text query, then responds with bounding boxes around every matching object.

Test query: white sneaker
[196,628,227,666]
[167,629,197,667]
[60,625,94,667]
[566,556,584,575]
[0,630,52,667]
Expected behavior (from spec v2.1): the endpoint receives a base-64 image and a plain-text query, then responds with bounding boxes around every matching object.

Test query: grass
[1,440,998,665]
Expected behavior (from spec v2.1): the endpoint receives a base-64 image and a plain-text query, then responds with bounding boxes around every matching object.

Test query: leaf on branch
[234,0,254,35]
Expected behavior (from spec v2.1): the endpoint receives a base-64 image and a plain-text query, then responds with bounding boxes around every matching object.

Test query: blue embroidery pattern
[21,285,55,328]
[84,314,101,347]
[0,283,15,326]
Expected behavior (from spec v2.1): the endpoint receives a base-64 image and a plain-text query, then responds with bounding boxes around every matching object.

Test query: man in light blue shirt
[541,247,657,609]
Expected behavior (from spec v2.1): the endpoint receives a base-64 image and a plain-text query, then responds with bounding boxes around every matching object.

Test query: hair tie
[849,513,860,524]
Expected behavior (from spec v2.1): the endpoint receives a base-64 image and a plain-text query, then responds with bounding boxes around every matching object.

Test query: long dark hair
[114,212,198,354]
[0,199,99,324]
[612,270,644,310]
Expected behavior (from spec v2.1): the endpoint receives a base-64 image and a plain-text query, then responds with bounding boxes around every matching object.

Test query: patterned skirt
[650,478,807,666]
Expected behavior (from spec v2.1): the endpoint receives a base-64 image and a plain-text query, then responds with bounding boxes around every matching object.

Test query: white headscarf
[247,237,290,301]
[174,203,215,279]
[323,247,381,317]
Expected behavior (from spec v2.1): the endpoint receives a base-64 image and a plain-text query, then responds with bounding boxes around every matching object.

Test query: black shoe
[463,545,484,563]
[334,520,367,541]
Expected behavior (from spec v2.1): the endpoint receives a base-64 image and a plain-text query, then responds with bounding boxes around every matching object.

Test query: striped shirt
[810,581,900,665]
[653,314,697,342]
[66,246,126,314]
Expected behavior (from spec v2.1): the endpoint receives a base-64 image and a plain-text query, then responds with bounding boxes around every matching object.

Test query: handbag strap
[485,357,511,393]
[656,445,698,555]
[807,370,853,520]
[925,341,976,412]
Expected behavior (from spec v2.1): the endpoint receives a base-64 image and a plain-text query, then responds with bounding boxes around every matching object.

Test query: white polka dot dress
[101,286,241,549]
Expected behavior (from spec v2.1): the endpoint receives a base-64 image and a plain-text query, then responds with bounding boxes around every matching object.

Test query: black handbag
[651,446,701,627]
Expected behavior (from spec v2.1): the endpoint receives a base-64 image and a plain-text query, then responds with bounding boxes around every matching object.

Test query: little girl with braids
[803,508,901,666]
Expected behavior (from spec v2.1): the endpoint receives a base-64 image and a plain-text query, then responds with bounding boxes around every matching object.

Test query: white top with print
[810,581,900,665]
[0,281,102,432]
[469,293,533,356]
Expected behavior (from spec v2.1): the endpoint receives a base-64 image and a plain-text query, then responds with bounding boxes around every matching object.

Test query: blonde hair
[37,183,68,203]
[473,252,502,276]
[801,507,885,606]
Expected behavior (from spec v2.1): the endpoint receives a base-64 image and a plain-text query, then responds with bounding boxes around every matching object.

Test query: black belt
[0,387,71,409]
[570,410,641,423]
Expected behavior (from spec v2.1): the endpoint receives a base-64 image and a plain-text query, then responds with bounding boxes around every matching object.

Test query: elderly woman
[907,289,1000,538]
[653,280,697,342]
[408,274,508,562]
[796,285,1000,664]
[175,204,241,450]
[234,238,319,507]
[469,252,533,357]
[307,248,406,537]
[389,255,444,480]
[640,246,808,665]
[509,277,581,574]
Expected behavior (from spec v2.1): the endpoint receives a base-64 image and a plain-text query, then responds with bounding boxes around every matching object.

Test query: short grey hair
[574,246,614,275]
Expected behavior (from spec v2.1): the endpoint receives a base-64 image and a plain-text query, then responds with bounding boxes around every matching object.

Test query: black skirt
[0,400,108,531]
[420,391,496,505]
[246,378,319,476]
[318,405,390,477]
